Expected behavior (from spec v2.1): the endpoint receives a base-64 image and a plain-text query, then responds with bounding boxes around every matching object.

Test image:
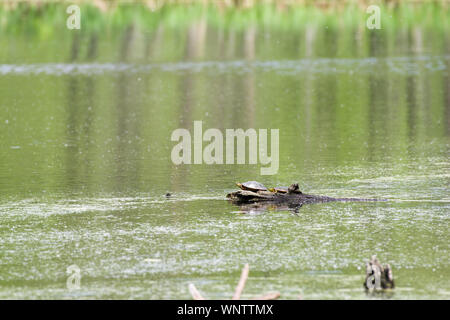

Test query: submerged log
[227,183,382,206]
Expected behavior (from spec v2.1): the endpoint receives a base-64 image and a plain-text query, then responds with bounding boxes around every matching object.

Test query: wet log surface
[226,183,386,214]
[227,189,383,206]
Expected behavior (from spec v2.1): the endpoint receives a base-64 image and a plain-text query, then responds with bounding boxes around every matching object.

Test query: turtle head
[288,183,302,194]
[235,182,243,189]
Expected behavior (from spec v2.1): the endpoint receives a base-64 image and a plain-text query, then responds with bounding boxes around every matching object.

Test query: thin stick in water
[232,263,249,300]
[188,283,205,300]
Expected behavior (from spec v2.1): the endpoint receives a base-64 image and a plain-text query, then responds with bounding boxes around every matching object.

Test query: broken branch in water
[188,264,280,300]
[188,256,395,300]
[232,263,249,300]
[188,283,205,300]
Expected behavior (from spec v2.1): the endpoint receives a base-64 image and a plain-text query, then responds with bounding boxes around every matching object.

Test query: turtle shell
[272,186,289,193]
[237,181,268,192]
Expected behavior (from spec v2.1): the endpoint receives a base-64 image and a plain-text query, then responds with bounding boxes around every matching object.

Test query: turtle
[288,183,302,194]
[269,183,302,194]
[236,181,268,192]
[268,186,289,194]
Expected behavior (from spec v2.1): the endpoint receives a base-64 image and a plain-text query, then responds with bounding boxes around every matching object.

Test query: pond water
[0,24,449,299]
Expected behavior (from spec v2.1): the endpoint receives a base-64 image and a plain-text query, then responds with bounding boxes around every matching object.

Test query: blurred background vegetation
[0,0,448,194]
[1,0,449,63]
[1,0,449,34]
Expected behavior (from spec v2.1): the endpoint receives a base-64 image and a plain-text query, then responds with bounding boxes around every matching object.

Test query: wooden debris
[188,283,205,300]
[364,255,395,291]
[188,264,280,300]
[232,263,249,300]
